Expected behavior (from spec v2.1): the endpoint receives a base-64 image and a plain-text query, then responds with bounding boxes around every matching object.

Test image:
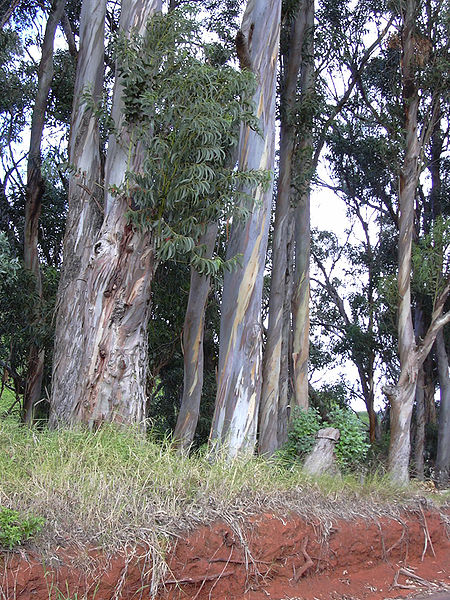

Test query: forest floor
[0,422,449,600]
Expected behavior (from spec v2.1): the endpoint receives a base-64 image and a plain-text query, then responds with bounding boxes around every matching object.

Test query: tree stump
[303,427,340,476]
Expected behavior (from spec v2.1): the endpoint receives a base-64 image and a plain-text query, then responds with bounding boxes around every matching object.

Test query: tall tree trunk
[259,0,309,455]
[50,0,162,428]
[210,0,281,459]
[278,212,295,447]
[414,365,426,479]
[50,0,106,426]
[291,0,314,412]
[384,0,421,484]
[23,0,67,423]
[435,329,450,487]
[173,223,218,451]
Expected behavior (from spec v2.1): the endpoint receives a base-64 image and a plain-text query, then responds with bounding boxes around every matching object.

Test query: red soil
[1,509,449,600]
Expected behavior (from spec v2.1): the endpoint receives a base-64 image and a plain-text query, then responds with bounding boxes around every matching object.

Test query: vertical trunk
[50,0,106,426]
[414,365,425,479]
[413,304,426,480]
[435,330,450,487]
[278,212,295,447]
[50,0,162,428]
[173,223,218,451]
[23,0,67,423]
[291,184,311,411]
[259,1,309,455]
[291,0,314,412]
[210,0,281,458]
[385,0,420,484]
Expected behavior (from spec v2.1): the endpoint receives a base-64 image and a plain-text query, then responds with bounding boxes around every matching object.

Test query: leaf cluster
[114,6,269,272]
[0,506,44,550]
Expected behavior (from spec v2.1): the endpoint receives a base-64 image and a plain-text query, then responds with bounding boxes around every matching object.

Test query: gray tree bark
[385,0,450,483]
[210,0,281,459]
[50,0,106,426]
[259,0,310,455]
[50,0,162,428]
[23,0,67,423]
[173,223,218,451]
[435,329,450,487]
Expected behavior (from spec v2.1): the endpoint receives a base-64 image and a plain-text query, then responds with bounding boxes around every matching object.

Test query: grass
[0,420,448,595]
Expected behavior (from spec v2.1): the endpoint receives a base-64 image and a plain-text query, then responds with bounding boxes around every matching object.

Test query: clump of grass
[0,420,446,594]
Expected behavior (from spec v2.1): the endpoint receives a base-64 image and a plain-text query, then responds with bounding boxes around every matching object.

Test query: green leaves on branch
[114,6,268,273]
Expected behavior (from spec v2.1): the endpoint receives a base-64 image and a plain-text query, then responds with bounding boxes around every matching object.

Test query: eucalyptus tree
[209,0,281,458]
[50,4,262,428]
[325,0,449,482]
[259,0,312,455]
[382,0,449,483]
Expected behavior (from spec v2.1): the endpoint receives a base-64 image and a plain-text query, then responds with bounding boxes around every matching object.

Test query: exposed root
[419,503,436,559]
[293,536,314,582]
[392,566,436,590]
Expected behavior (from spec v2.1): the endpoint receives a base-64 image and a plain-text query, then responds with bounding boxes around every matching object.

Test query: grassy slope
[1,421,448,558]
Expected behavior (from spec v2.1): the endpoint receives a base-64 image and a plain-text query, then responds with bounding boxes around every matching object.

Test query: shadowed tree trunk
[210,0,281,459]
[435,330,450,487]
[50,0,162,428]
[291,0,314,413]
[259,0,309,455]
[173,223,218,451]
[23,0,67,423]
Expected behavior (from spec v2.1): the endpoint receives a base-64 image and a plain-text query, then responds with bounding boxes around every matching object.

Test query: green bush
[0,506,44,549]
[278,407,322,462]
[279,406,369,471]
[324,406,370,470]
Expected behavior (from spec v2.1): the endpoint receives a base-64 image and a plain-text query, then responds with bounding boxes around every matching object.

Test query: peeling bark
[259,0,309,455]
[50,0,162,428]
[23,0,67,423]
[173,223,218,451]
[50,0,106,426]
[385,0,420,484]
[210,0,281,459]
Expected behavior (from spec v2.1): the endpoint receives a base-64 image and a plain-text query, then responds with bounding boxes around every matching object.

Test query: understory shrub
[279,406,369,471]
[0,506,44,549]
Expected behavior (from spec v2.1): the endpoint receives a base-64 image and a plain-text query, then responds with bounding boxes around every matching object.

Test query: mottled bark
[173,223,218,451]
[50,0,106,426]
[23,0,67,423]
[435,330,450,487]
[50,0,162,428]
[385,0,420,484]
[291,0,314,412]
[210,0,281,459]
[259,0,309,455]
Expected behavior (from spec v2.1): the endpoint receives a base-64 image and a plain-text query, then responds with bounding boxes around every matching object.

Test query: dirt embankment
[2,508,449,600]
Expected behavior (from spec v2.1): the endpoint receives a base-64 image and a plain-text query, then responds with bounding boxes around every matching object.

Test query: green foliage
[412,216,450,302]
[325,406,370,469]
[0,506,44,549]
[114,6,269,272]
[279,405,369,471]
[281,407,322,460]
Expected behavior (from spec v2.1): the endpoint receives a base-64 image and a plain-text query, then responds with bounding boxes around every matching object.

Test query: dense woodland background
[0,0,449,486]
